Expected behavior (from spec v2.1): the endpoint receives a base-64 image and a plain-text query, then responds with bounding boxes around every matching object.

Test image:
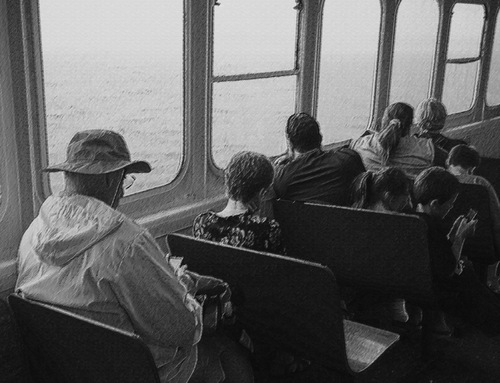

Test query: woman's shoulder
[350,134,381,153]
[244,213,280,228]
[194,210,217,222]
[193,211,222,231]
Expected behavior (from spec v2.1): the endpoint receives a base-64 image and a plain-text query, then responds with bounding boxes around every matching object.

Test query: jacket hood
[29,194,124,266]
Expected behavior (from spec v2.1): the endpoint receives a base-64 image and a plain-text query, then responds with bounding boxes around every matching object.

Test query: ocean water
[43,51,481,194]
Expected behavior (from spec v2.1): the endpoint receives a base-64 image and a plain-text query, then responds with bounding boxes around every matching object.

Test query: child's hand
[448,215,464,242]
[455,259,465,275]
[453,216,477,241]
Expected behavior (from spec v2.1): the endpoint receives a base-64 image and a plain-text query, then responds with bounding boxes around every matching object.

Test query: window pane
[487,11,500,106]
[39,0,183,195]
[213,0,297,76]
[212,77,294,168]
[442,4,484,114]
[447,4,484,59]
[390,0,438,106]
[442,62,479,114]
[317,0,380,143]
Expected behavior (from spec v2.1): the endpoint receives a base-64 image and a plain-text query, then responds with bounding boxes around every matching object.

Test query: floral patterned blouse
[193,211,285,255]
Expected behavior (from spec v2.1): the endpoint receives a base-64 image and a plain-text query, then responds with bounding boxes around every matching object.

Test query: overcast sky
[39,0,485,57]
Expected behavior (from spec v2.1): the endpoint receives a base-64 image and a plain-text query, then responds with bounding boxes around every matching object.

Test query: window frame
[0,0,36,296]
[208,0,302,172]
[485,3,500,114]
[439,1,487,121]
[31,0,192,214]
[389,0,440,107]
[23,1,228,234]
[12,0,500,244]
[314,0,384,141]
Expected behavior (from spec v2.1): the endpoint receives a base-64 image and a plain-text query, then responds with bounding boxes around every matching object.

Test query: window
[317,0,380,143]
[442,3,485,114]
[487,10,500,106]
[390,0,438,106]
[212,0,298,169]
[39,0,183,195]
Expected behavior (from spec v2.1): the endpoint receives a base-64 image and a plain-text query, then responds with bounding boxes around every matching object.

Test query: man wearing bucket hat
[16,130,253,383]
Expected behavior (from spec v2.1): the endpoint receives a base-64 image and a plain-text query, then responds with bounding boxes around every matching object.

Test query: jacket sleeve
[110,231,202,349]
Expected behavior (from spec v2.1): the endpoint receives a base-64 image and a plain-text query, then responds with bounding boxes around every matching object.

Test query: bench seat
[167,233,400,381]
[273,199,434,303]
[8,294,160,383]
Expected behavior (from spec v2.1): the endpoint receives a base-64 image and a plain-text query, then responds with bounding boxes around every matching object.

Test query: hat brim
[43,160,152,175]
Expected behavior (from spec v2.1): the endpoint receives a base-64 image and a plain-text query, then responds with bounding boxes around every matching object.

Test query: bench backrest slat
[8,294,160,383]
[167,233,349,373]
[274,200,433,301]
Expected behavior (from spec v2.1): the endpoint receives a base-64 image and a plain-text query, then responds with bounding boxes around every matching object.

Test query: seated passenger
[16,130,253,383]
[414,167,500,335]
[194,151,284,254]
[447,145,500,293]
[351,102,445,178]
[351,167,412,212]
[350,167,414,324]
[415,98,467,153]
[266,112,365,207]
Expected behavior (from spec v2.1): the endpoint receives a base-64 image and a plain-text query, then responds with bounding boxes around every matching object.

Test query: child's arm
[448,216,477,261]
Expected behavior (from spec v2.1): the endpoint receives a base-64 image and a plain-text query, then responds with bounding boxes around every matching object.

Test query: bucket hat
[44,130,152,174]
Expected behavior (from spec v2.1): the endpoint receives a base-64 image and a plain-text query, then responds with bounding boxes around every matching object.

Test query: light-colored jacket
[16,194,202,383]
[351,134,435,178]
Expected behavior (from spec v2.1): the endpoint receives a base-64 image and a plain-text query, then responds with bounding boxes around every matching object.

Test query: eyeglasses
[123,174,136,190]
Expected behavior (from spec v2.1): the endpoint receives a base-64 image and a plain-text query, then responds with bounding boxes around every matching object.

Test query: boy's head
[286,113,322,153]
[414,167,460,218]
[446,145,481,174]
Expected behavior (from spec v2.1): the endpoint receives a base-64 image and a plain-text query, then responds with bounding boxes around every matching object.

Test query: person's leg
[450,264,500,335]
[189,334,253,383]
[189,337,225,383]
[216,335,254,383]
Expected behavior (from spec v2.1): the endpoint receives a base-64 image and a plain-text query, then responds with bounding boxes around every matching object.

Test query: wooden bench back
[167,233,349,373]
[273,200,433,301]
[0,299,32,383]
[8,294,160,383]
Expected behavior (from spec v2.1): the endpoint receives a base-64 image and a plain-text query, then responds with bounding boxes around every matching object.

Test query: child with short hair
[414,167,500,335]
[447,145,500,292]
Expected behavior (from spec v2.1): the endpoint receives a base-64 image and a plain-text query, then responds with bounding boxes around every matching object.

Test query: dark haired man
[16,130,253,383]
[269,113,365,206]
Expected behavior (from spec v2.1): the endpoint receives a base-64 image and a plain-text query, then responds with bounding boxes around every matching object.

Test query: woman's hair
[447,144,481,170]
[413,167,459,205]
[415,98,447,133]
[224,151,274,204]
[351,167,411,210]
[377,103,414,166]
